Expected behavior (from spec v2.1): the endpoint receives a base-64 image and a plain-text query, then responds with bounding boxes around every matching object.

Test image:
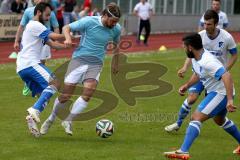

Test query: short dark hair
[34,2,52,16]
[204,9,219,24]
[212,0,221,3]
[102,2,121,18]
[182,33,203,50]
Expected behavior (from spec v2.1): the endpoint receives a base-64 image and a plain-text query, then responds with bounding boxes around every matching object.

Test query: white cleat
[165,122,180,132]
[61,121,73,136]
[164,149,190,159]
[40,119,53,135]
[26,115,40,138]
[27,107,40,123]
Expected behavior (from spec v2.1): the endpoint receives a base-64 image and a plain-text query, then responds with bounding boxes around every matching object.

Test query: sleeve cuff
[229,48,237,55]
[38,29,52,44]
[214,67,226,80]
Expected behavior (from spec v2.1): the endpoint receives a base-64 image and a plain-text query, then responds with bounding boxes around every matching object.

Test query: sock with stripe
[181,121,202,152]
[177,99,191,127]
[221,117,240,144]
[33,85,57,112]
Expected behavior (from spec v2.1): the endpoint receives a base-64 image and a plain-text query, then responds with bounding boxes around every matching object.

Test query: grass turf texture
[0,47,240,160]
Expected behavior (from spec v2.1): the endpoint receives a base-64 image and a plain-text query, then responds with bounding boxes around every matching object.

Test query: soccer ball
[96,119,114,138]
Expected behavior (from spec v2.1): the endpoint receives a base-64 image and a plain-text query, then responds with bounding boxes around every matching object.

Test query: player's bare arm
[226,53,238,71]
[221,72,236,112]
[178,58,192,78]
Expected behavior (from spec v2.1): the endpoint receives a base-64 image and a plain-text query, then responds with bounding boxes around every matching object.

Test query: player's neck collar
[98,16,104,26]
[207,28,220,40]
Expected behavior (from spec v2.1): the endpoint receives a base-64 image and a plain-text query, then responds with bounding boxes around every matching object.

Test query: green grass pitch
[0,47,240,160]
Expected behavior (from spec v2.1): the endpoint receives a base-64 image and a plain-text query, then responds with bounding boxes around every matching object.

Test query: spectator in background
[198,0,228,31]
[92,7,100,16]
[50,0,60,15]
[0,0,15,13]
[11,0,27,13]
[71,5,81,35]
[22,0,28,9]
[56,3,64,33]
[71,5,80,21]
[79,5,90,18]
[63,0,76,25]
[27,0,34,8]
[83,0,91,10]
[133,0,153,46]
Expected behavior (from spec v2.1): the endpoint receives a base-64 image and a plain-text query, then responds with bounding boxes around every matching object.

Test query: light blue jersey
[20,6,59,29]
[69,16,121,63]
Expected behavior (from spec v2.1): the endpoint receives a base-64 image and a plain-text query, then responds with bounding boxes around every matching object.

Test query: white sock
[65,96,88,121]
[48,98,66,122]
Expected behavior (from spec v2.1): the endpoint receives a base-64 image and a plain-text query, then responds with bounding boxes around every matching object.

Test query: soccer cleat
[61,121,73,136]
[22,85,31,96]
[165,122,180,132]
[40,119,54,135]
[233,146,240,154]
[164,149,190,160]
[26,115,40,138]
[27,107,40,123]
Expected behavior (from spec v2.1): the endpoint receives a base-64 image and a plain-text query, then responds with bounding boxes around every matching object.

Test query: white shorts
[40,45,51,60]
[64,58,102,84]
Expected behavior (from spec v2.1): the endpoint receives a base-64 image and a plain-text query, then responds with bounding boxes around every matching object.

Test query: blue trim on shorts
[18,64,52,97]
[197,92,227,118]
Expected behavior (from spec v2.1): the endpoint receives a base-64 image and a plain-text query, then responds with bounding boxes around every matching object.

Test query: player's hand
[177,67,187,78]
[227,100,236,112]
[14,41,20,51]
[64,39,72,48]
[178,84,188,96]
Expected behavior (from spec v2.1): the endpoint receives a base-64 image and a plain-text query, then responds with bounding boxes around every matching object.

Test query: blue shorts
[197,92,227,118]
[188,81,204,94]
[18,64,54,97]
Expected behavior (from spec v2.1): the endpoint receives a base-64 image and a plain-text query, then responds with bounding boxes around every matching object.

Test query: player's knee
[81,95,91,102]
[214,117,225,126]
[190,112,208,122]
[82,88,96,102]
[49,79,61,91]
[187,93,199,105]
[58,94,72,103]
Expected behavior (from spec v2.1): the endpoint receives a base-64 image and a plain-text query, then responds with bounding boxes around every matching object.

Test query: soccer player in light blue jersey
[165,10,238,133]
[164,33,240,159]
[40,2,122,136]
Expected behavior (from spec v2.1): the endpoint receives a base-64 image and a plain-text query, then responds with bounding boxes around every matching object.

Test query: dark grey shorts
[64,58,103,84]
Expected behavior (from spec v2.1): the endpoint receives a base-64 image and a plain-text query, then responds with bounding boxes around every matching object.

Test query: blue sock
[177,99,191,127]
[181,121,202,152]
[222,118,240,144]
[33,85,57,112]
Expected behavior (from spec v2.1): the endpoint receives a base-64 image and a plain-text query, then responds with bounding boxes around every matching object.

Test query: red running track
[0,32,239,64]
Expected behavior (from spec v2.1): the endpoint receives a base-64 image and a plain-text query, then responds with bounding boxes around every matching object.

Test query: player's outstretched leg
[40,98,66,135]
[216,117,240,155]
[165,99,192,132]
[165,91,201,132]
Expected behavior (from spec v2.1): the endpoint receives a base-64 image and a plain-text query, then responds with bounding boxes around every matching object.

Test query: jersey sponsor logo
[219,41,224,48]
[210,50,223,56]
